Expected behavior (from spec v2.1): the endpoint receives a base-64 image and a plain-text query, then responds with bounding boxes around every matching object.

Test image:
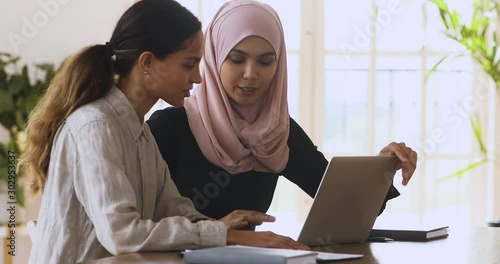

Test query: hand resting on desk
[220,210,310,250]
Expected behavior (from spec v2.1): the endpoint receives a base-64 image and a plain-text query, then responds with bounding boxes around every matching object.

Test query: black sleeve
[281,118,329,198]
[146,108,179,174]
[379,185,400,215]
[281,118,400,215]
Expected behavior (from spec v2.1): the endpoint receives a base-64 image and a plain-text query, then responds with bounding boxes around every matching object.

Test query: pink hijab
[184,0,289,174]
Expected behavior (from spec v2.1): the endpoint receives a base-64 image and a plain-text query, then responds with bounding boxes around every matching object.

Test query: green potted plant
[0,52,54,221]
[428,0,500,226]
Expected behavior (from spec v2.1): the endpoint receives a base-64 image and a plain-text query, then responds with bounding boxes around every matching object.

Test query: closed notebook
[370,225,449,241]
[183,245,317,264]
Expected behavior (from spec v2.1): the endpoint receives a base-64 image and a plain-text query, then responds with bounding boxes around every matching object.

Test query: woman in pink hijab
[148,0,417,230]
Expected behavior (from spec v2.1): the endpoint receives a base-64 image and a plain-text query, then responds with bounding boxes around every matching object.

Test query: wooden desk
[87,227,500,264]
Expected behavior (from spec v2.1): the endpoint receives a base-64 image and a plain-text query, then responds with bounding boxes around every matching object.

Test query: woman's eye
[229,56,244,64]
[184,62,196,69]
[259,59,273,65]
[259,56,275,65]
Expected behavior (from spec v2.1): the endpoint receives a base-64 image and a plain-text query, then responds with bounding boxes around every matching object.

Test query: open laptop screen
[297,156,400,246]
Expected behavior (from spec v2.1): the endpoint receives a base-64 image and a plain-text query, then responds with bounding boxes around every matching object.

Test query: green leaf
[25,92,40,115]
[450,11,460,29]
[15,183,25,207]
[437,158,488,182]
[0,112,15,129]
[430,0,452,27]
[0,162,7,183]
[0,143,7,182]
[429,0,445,10]
[425,51,467,83]
[0,143,6,155]
[469,8,480,32]
[0,70,7,91]
[469,114,488,155]
[425,56,450,83]
[0,89,14,114]
[7,74,26,96]
[15,105,25,130]
[0,54,20,67]
[35,63,54,74]
[15,96,27,127]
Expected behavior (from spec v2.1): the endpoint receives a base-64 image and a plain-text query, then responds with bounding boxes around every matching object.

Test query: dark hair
[110,0,202,75]
[22,0,202,194]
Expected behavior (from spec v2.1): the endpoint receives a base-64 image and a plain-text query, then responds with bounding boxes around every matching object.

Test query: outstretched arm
[282,118,401,214]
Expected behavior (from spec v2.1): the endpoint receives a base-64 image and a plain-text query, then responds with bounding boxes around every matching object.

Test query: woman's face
[220,36,277,105]
[144,30,203,107]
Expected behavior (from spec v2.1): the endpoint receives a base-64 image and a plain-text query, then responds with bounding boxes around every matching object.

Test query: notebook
[183,245,317,264]
[297,156,400,246]
[370,225,449,241]
[183,245,363,264]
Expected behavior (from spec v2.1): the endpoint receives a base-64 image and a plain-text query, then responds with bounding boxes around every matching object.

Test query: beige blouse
[29,87,226,264]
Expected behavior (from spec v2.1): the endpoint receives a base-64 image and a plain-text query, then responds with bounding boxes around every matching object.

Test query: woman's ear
[138,51,154,74]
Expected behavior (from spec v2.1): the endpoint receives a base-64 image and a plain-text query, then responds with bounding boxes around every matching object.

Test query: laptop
[297,156,400,246]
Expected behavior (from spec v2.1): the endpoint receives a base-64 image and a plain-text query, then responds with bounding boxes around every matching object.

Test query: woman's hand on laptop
[220,210,276,229]
[227,229,310,250]
[378,142,417,186]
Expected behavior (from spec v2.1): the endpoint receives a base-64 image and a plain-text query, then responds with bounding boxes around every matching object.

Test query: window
[148,0,496,231]
[314,0,492,229]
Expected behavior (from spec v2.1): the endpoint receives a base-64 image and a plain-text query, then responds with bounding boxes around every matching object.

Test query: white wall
[0,0,135,64]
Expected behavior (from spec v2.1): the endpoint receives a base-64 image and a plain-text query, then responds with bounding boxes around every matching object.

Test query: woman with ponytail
[24,0,307,263]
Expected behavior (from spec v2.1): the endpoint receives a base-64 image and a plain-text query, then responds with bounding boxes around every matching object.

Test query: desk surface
[87,227,500,264]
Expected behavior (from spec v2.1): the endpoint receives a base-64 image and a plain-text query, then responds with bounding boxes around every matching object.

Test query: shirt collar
[104,85,146,142]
